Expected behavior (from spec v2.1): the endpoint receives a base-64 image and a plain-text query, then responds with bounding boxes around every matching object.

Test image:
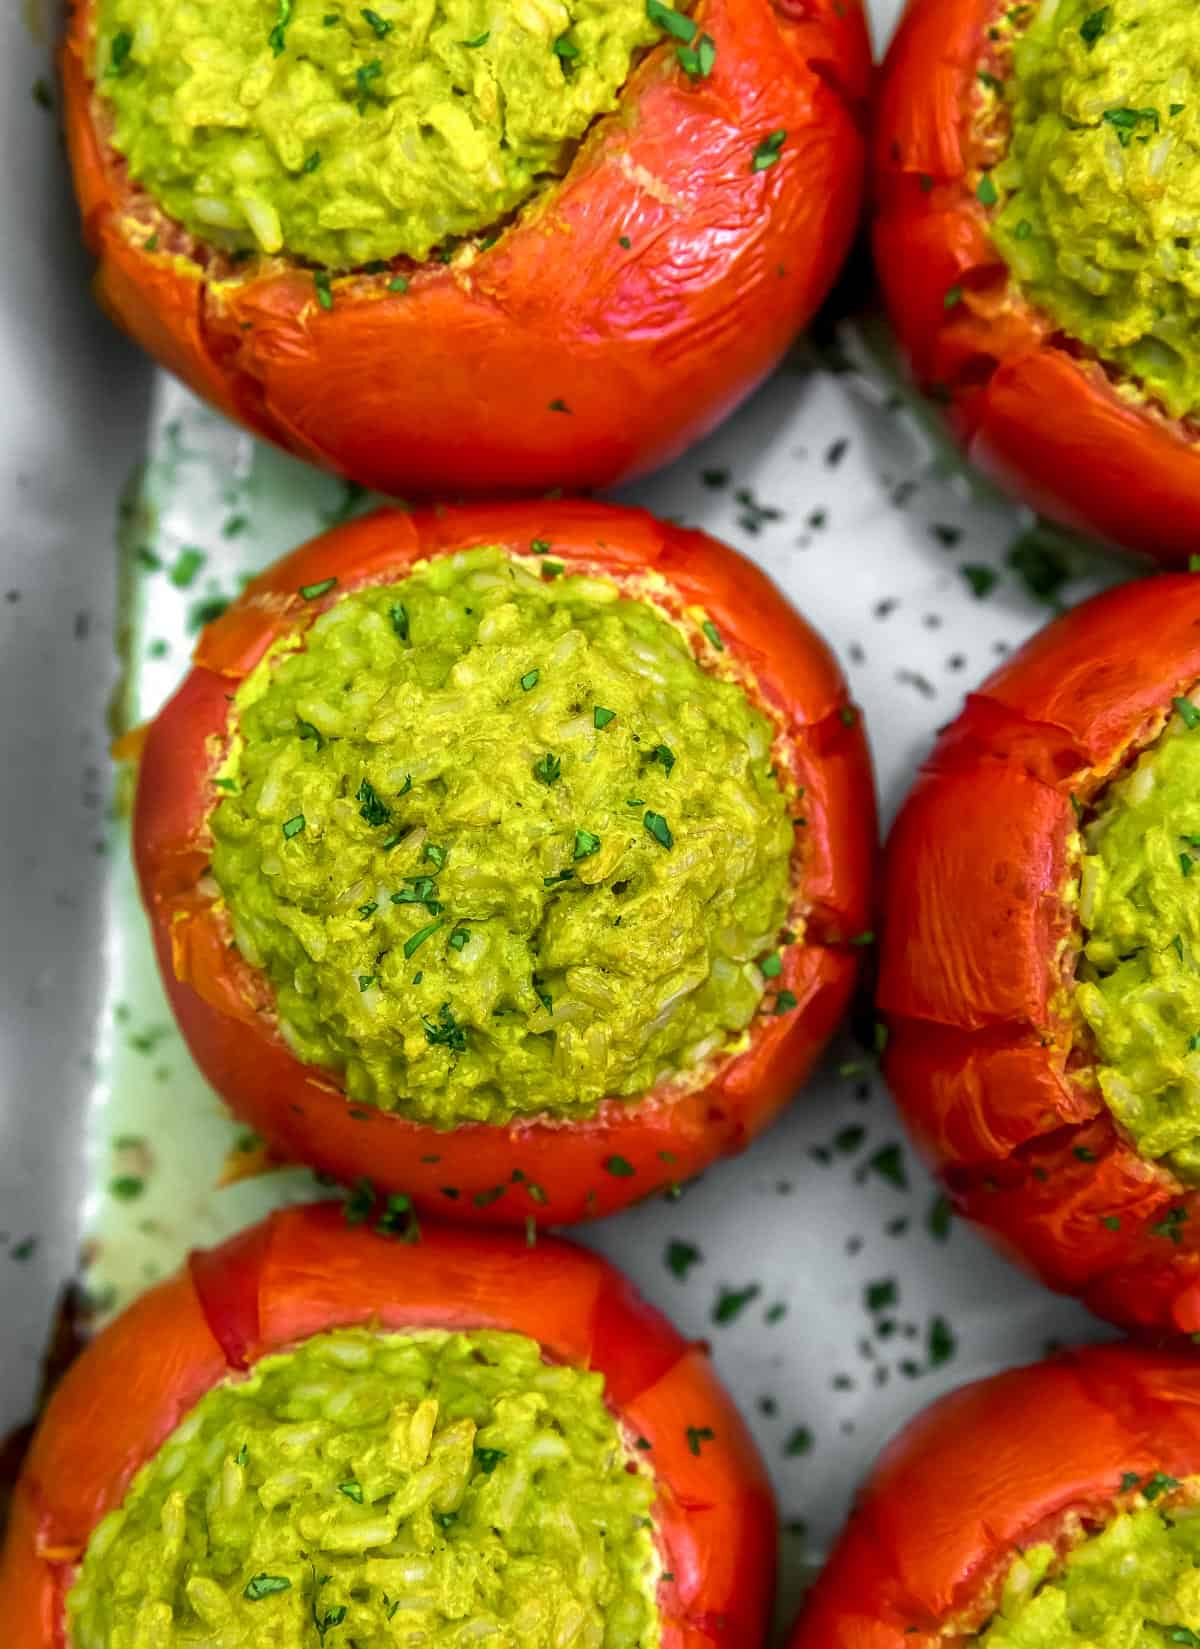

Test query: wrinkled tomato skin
[788,1343,1200,1648]
[0,1207,777,1649]
[133,501,876,1224]
[62,0,870,496]
[874,0,1200,565]
[878,576,1200,1334]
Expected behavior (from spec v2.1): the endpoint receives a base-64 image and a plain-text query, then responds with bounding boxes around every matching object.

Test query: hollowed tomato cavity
[965,1478,1200,1648]
[65,1325,661,1648]
[207,546,796,1127]
[91,0,673,269]
[971,0,1200,422]
[1076,692,1200,1178]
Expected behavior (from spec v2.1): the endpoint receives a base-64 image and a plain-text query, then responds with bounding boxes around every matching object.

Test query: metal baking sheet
[0,0,1127,1627]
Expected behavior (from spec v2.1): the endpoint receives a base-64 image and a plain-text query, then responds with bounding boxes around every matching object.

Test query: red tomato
[0,1205,776,1649]
[133,500,876,1224]
[874,0,1200,564]
[879,576,1200,1333]
[789,1343,1200,1647]
[61,0,870,497]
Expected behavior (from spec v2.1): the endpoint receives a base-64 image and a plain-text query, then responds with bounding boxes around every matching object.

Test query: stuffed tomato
[878,574,1200,1333]
[0,1204,775,1647]
[875,0,1200,563]
[791,1343,1200,1648]
[61,0,870,498]
[133,500,875,1223]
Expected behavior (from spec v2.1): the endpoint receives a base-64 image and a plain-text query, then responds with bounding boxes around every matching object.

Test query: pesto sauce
[209,547,794,1127]
[972,1494,1200,1648]
[1078,702,1200,1177]
[990,0,1200,420]
[92,0,662,268]
[66,1327,660,1649]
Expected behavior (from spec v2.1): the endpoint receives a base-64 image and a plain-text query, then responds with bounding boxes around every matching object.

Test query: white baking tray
[0,0,1129,1628]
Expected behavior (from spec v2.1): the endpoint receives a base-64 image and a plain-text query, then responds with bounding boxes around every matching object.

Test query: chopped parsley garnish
[548,398,571,413]
[553,34,580,61]
[404,919,443,959]
[297,717,324,748]
[358,901,378,920]
[361,6,391,34]
[302,150,322,173]
[358,974,378,992]
[424,842,446,870]
[1080,5,1110,45]
[461,30,490,46]
[107,28,134,74]
[475,1447,507,1474]
[643,810,673,849]
[390,602,409,640]
[299,576,337,599]
[685,1425,715,1456]
[388,276,409,292]
[534,752,562,786]
[677,32,716,77]
[761,953,783,978]
[594,705,616,728]
[1144,1470,1182,1500]
[357,777,391,826]
[976,172,999,206]
[713,1283,760,1323]
[1120,1470,1142,1492]
[1102,105,1161,147]
[235,1443,249,1466]
[1014,218,1033,240]
[530,538,552,554]
[314,270,334,311]
[268,0,292,53]
[666,1239,702,1279]
[338,1479,364,1502]
[541,560,564,579]
[245,1574,292,1600]
[653,742,676,775]
[774,989,798,1014]
[944,284,964,310]
[646,0,695,42]
[1175,696,1200,729]
[751,130,787,171]
[282,814,306,839]
[520,669,540,691]
[450,929,470,952]
[543,868,575,887]
[423,1001,467,1051]
[605,1155,635,1176]
[701,618,724,650]
[356,57,384,112]
[574,828,601,860]
[392,876,440,913]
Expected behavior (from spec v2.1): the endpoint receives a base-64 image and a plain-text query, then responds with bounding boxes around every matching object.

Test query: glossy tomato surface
[62,0,870,497]
[133,500,876,1224]
[789,1342,1200,1647]
[0,1205,776,1649]
[874,0,1200,564]
[879,576,1200,1334]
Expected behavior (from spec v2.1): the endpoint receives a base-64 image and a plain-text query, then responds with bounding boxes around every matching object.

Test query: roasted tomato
[133,500,875,1224]
[874,0,1200,565]
[0,1204,776,1648]
[790,1343,1200,1648]
[61,0,870,497]
[877,574,1200,1334]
